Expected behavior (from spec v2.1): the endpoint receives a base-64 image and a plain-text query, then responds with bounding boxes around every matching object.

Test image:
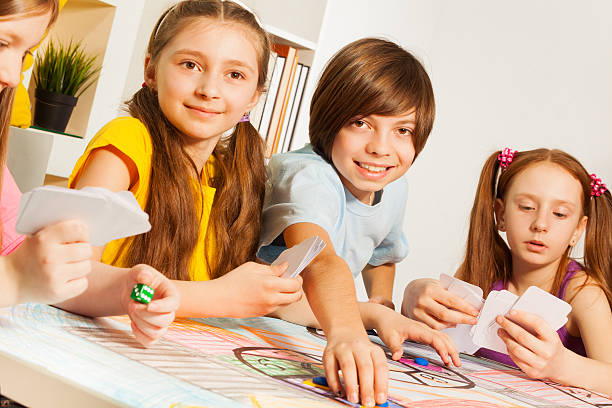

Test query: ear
[245,89,262,112]
[569,215,588,246]
[494,198,506,231]
[143,54,156,88]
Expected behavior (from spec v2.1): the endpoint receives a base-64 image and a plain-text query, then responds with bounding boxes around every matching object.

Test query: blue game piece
[376,401,389,407]
[312,376,328,387]
[414,357,429,366]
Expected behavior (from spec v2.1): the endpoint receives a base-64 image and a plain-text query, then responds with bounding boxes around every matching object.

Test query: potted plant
[32,39,100,133]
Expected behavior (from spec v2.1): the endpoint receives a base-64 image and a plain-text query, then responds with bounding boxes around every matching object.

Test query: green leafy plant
[33,39,101,97]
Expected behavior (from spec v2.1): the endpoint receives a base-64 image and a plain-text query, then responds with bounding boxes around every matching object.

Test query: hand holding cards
[272,236,326,278]
[17,186,151,246]
[440,274,572,354]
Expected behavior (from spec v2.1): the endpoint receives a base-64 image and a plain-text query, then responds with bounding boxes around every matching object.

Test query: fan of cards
[272,236,326,278]
[439,273,572,354]
[16,186,151,246]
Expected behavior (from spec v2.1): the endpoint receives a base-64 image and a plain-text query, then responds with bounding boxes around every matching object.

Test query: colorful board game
[1,304,611,407]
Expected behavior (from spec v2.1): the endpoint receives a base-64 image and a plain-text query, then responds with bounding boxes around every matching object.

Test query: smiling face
[495,162,588,271]
[330,111,416,204]
[145,18,260,145]
[0,11,51,92]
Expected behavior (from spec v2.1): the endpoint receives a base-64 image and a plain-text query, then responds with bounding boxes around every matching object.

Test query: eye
[227,71,244,80]
[519,204,534,211]
[181,61,199,71]
[397,127,413,136]
[353,119,367,128]
[553,212,567,218]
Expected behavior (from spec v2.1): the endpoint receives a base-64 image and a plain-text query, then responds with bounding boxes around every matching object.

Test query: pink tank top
[1,166,25,255]
[475,260,587,367]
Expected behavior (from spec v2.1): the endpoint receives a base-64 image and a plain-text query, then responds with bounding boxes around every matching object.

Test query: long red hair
[458,148,612,305]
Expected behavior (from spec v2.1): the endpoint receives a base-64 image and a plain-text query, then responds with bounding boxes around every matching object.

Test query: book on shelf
[249,51,278,129]
[265,44,298,157]
[275,64,302,155]
[279,64,309,153]
[257,54,285,140]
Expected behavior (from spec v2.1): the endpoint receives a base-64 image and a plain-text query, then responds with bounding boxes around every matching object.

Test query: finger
[55,243,93,264]
[57,276,89,300]
[498,328,538,370]
[130,307,175,328]
[130,305,169,340]
[496,315,541,354]
[413,309,452,331]
[147,295,180,313]
[269,262,289,277]
[437,289,480,316]
[40,219,90,243]
[323,350,343,397]
[271,291,303,307]
[387,331,404,361]
[337,351,359,404]
[427,297,478,325]
[506,309,553,340]
[354,349,375,407]
[443,334,461,367]
[60,260,92,281]
[268,275,303,293]
[371,347,388,405]
[130,320,156,348]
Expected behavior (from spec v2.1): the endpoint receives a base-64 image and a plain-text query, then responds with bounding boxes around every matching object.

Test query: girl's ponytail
[207,121,266,279]
[584,189,612,306]
[458,151,512,294]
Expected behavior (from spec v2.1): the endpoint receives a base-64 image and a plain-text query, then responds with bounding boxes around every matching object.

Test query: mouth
[525,240,547,252]
[185,104,222,115]
[355,161,393,174]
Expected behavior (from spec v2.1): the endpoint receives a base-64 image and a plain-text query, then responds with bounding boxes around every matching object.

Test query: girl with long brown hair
[403,148,612,394]
[68,0,302,319]
[0,0,179,350]
[257,38,459,407]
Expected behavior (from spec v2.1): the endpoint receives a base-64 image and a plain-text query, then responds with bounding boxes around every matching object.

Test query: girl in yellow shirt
[68,0,302,318]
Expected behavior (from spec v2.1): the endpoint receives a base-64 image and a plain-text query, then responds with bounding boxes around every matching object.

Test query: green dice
[131,283,154,304]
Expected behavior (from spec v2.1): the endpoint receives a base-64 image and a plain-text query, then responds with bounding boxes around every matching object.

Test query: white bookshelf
[15,0,326,181]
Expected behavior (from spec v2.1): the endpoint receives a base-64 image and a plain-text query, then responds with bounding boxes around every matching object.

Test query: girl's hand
[124,264,180,347]
[401,278,479,330]
[323,329,388,407]
[372,304,460,366]
[7,220,92,305]
[216,261,303,317]
[496,309,570,381]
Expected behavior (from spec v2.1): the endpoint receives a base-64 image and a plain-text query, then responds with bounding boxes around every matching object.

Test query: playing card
[439,273,485,309]
[472,290,518,354]
[272,236,326,278]
[16,186,151,246]
[509,286,572,331]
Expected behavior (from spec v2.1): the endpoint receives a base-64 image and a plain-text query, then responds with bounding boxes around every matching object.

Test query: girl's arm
[496,280,612,395]
[362,263,395,309]
[283,222,388,407]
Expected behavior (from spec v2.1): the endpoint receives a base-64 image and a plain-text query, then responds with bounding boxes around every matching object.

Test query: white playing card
[16,186,151,246]
[439,273,485,309]
[509,286,572,331]
[472,290,518,354]
[272,236,326,278]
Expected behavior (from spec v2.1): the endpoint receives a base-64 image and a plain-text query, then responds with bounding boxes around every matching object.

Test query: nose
[0,54,23,90]
[365,129,391,156]
[531,209,549,233]
[196,71,221,99]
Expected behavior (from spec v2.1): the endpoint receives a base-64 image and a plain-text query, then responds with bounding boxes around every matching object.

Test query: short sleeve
[69,117,152,192]
[368,181,410,266]
[257,155,344,262]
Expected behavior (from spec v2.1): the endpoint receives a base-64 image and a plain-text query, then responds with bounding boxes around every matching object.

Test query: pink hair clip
[590,173,607,197]
[239,113,250,122]
[498,148,517,170]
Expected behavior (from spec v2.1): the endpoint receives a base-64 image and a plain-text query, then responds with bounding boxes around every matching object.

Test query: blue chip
[376,401,390,407]
[312,376,328,387]
[414,357,429,366]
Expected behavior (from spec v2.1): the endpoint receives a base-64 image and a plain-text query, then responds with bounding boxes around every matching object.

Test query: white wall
[291,0,612,307]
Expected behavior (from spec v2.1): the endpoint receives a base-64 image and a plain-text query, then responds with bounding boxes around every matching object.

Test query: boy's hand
[401,278,479,329]
[372,304,460,366]
[323,329,388,407]
[496,309,569,381]
[124,264,179,347]
[216,261,303,317]
[368,295,395,310]
[9,220,92,305]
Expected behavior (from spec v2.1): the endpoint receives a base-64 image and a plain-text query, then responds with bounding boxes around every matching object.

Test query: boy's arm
[362,263,395,309]
[283,222,388,406]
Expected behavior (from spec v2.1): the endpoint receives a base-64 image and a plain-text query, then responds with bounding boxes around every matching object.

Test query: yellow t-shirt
[69,117,215,281]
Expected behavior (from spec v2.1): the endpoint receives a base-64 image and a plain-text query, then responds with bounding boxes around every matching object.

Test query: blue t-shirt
[257,145,409,277]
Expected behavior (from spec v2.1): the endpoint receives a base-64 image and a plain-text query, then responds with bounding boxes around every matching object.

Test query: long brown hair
[309,38,435,163]
[458,149,612,306]
[119,0,269,280]
[0,0,59,245]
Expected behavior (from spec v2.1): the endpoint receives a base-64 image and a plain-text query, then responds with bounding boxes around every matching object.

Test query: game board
[0,304,611,407]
